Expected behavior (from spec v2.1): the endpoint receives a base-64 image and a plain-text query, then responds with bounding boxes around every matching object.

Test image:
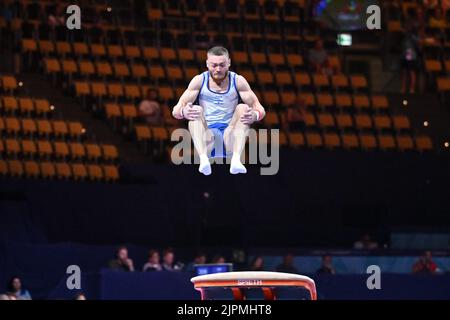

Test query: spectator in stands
[196,16,214,49]
[276,253,299,274]
[316,255,335,274]
[184,251,207,273]
[423,0,439,11]
[108,246,135,272]
[211,255,226,264]
[142,249,162,272]
[0,293,16,300]
[429,8,446,28]
[442,0,450,13]
[411,6,426,34]
[412,251,438,274]
[74,292,86,300]
[139,88,162,125]
[308,39,330,75]
[162,248,183,271]
[353,233,379,250]
[5,276,32,300]
[249,256,265,271]
[48,3,65,27]
[286,96,306,131]
[400,21,422,94]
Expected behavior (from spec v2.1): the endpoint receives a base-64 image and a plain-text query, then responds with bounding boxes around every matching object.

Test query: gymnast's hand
[240,105,257,125]
[182,103,203,121]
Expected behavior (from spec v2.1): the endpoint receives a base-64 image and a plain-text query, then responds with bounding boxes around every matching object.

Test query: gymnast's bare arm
[172,75,203,120]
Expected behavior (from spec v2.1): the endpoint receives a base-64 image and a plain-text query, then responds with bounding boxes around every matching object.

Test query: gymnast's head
[206,46,231,82]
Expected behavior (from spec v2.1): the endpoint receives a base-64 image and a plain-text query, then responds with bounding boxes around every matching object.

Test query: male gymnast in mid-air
[172,46,266,175]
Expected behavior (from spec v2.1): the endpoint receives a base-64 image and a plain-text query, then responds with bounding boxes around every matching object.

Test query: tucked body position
[172,46,266,175]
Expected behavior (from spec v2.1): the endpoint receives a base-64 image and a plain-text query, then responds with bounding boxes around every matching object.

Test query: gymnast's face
[206,54,230,82]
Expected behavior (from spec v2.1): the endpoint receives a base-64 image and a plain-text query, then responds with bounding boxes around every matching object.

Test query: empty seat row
[0,139,119,161]
[0,117,84,138]
[0,159,119,182]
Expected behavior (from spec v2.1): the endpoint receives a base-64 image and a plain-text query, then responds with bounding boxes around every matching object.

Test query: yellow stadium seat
[53,120,68,137]
[5,138,21,155]
[69,142,86,159]
[18,98,34,114]
[37,140,53,158]
[415,135,433,151]
[378,134,396,150]
[8,160,24,177]
[342,133,359,149]
[5,117,21,135]
[0,159,8,176]
[101,144,119,161]
[103,165,119,182]
[87,164,103,181]
[35,99,52,115]
[40,162,56,178]
[135,125,151,141]
[2,96,18,113]
[396,135,414,151]
[24,161,40,178]
[86,144,102,161]
[289,132,305,147]
[323,133,341,149]
[72,163,88,180]
[305,132,323,147]
[54,141,70,158]
[37,119,52,136]
[21,140,37,156]
[55,162,72,179]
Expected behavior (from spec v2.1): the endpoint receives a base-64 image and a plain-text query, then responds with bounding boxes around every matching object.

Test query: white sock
[230,153,246,174]
[199,154,211,176]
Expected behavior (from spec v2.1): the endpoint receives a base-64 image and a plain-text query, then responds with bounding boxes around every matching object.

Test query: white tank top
[197,71,241,126]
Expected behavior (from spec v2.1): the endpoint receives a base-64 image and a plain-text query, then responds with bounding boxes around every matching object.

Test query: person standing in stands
[108,246,135,271]
[400,21,422,94]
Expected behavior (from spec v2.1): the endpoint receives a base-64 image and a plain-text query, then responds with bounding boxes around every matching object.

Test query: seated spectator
[412,251,438,274]
[48,3,65,27]
[308,39,330,75]
[286,96,306,131]
[162,248,183,271]
[0,293,16,300]
[276,253,299,274]
[108,246,135,272]
[74,292,86,300]
[143,249,162,272]
[211,255,226,264]
[249,256,265,271]
[316,255,335,274]
[139,88,162,125]
[184,251,207,273]
[5,276,32,300]
[353,233,379,250]
[429,8,446,28]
